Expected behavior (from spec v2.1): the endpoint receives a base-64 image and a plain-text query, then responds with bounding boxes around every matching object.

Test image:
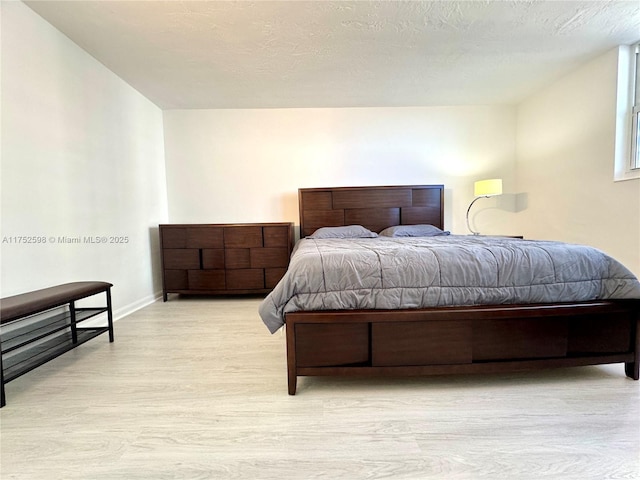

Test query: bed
[259,184,640,394]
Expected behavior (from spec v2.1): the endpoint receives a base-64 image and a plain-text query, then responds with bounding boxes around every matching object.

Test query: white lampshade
[474,178,503,197]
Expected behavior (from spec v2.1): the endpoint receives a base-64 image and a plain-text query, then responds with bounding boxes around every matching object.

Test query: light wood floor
[1,296,639,479]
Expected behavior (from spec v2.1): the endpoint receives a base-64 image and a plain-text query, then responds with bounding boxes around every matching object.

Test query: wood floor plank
[1,297,638,479]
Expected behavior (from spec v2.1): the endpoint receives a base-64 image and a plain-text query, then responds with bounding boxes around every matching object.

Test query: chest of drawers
[160,223,294,301]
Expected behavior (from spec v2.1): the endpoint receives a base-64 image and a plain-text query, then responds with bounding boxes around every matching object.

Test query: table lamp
[466,178,503,235]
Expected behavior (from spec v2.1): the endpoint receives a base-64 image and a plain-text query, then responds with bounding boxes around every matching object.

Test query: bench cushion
[1,282,112,324]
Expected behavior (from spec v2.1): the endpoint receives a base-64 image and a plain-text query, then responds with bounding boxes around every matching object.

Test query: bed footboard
[285,301,640,395]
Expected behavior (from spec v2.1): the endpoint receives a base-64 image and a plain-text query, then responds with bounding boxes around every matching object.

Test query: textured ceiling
[24,1,640,109]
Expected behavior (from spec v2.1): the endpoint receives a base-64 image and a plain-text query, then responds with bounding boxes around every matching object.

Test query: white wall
[163,106,518,236]
[516,48,640,276]
[5,1,637,312]
[1,2,168,315]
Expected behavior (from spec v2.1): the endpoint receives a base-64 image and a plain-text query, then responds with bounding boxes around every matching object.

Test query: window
[632,43,640,170]
[614,43,640,181]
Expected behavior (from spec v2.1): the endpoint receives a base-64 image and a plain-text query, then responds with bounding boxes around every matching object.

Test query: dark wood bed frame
[285,185,640,394]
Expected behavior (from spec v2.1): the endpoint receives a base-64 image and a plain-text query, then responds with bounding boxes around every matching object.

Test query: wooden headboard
[298,185,444,237]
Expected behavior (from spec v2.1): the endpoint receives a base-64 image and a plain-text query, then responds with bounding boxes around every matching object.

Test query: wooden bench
[0,282,114,407]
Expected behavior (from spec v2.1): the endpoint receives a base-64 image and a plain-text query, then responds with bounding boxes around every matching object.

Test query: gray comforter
[259,236,640,333]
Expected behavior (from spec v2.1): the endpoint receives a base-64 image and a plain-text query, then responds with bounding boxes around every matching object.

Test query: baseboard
[81,291,163,327]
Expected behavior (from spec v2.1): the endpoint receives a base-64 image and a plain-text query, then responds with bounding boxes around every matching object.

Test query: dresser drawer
[162,228,187,248]
[164,270,188,290]
[263,226,290,247]
[163,249,200,269]
[224,226,262,248]
[251,247,289,268]
[225,249,251,269]
[202,249,224,269]
[188,270,225,290]
[186,227,223,248]
[226,269,264,289]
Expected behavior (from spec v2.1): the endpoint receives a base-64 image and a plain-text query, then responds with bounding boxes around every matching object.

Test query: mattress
[259,236,640,333]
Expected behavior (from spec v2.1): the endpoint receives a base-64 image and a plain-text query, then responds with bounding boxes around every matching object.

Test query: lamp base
[466,196,486,236]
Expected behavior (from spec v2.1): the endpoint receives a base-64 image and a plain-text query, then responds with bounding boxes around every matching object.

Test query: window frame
[631,43,640,171]
[614,43,640,182]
